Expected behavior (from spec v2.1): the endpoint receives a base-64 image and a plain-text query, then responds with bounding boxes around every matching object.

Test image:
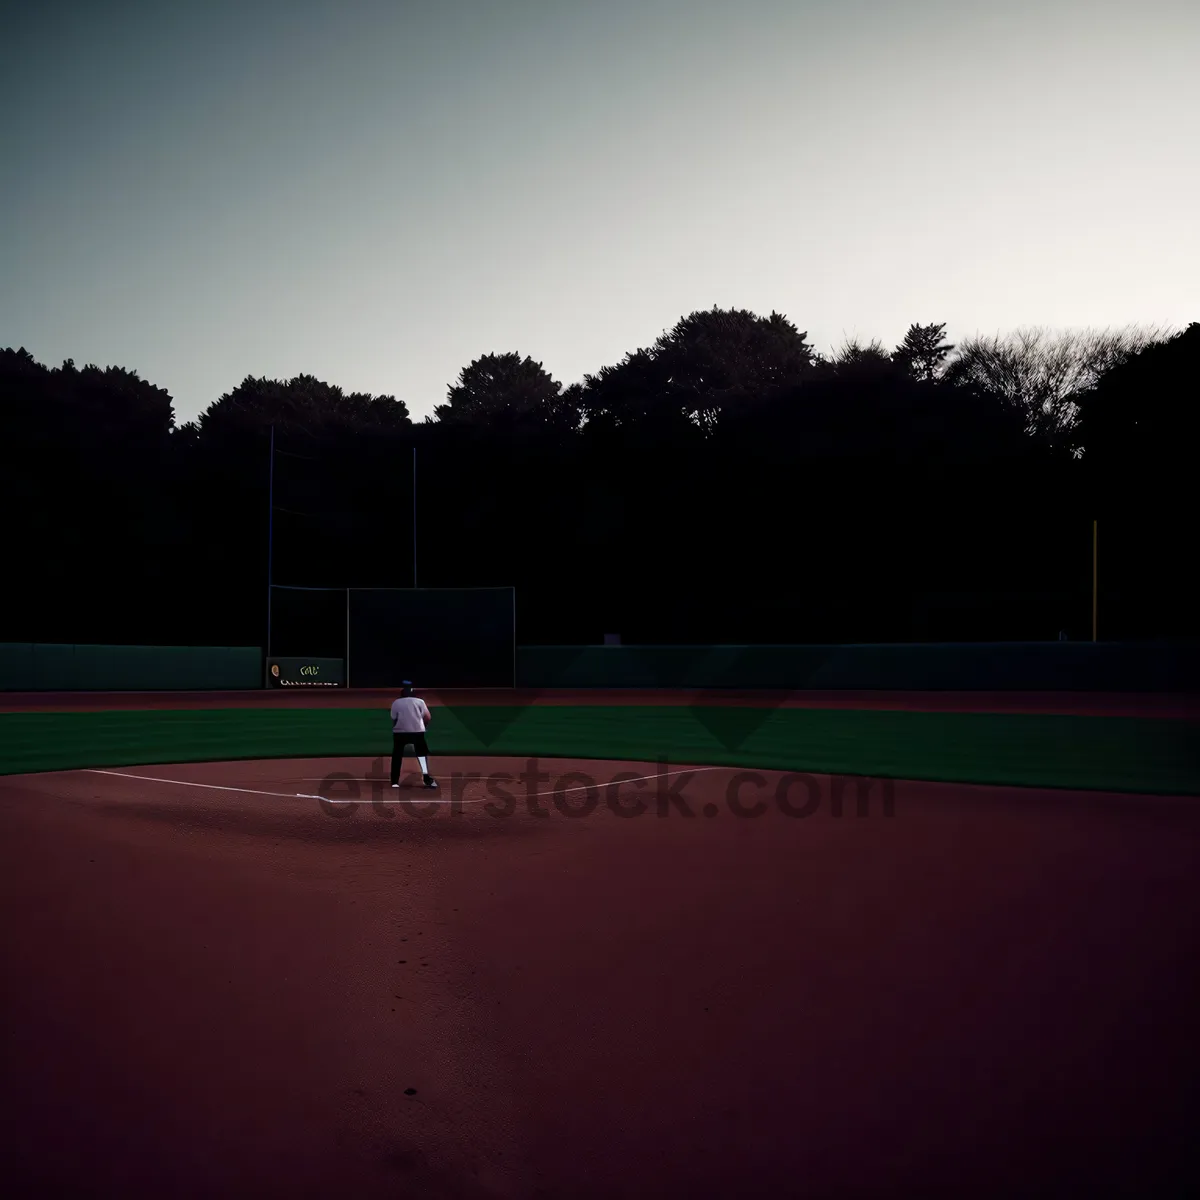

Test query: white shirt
[390,695,430,733]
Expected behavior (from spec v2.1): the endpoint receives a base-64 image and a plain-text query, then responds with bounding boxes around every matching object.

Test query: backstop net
[268,586,515,688]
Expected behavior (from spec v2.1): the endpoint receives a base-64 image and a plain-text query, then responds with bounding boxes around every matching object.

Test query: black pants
[391,731,430,785]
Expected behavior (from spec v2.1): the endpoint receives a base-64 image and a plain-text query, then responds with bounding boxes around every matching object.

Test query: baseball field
[2,686,1198,1197]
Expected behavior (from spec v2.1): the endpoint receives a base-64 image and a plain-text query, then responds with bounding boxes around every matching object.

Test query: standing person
[390,681,438,789]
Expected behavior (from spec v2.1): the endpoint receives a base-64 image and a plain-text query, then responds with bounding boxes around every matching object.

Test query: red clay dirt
[2,754,1198,1198]
[2,687,1199,717]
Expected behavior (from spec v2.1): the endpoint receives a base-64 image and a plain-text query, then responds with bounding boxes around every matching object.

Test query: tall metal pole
[345,586,350,688]
[412,444,418,588]
[266,424,275,670]
[1092,519,1098,642]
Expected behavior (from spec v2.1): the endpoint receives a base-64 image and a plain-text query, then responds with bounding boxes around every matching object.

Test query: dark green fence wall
[3,642,1195,693]
[0,644,262,691]
[517,644,1200,692]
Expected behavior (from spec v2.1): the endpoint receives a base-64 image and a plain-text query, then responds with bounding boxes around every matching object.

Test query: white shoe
[391,783,400,789]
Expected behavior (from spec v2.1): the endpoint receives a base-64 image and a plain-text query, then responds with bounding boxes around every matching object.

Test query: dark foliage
[3,311,1195,648]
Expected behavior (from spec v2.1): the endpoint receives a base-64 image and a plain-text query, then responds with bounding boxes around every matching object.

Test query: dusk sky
[3,0,1197,424]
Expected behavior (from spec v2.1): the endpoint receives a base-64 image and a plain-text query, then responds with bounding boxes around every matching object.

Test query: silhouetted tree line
[3,310,1197,649]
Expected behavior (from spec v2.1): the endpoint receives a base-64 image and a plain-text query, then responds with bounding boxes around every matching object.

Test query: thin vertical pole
[345,587,351,688]
[1092,519,1098,642]
[412,444,418,588]
[266,424,275,674]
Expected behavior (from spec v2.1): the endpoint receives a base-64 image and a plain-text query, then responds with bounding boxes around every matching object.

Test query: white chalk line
[85,768,479,805]
[307,766,725,804]
[85,769,335,802]
[82,766,725,806]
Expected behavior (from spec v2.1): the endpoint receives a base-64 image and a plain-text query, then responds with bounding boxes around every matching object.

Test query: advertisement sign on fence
[266,657,345,687]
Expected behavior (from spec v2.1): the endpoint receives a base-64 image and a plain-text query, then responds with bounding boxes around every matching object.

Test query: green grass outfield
[1,705,1198,794]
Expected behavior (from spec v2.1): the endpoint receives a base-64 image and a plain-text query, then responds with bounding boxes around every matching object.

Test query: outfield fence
[3,641,1197,693]
[516,643,1200,691]
[0,644,263,691]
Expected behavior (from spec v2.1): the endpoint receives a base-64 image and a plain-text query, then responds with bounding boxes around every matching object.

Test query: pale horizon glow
[2,0,1197,424]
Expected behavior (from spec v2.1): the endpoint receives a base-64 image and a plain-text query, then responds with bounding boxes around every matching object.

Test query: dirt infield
[2,687,1198,717]
[2,755,1198,1198]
